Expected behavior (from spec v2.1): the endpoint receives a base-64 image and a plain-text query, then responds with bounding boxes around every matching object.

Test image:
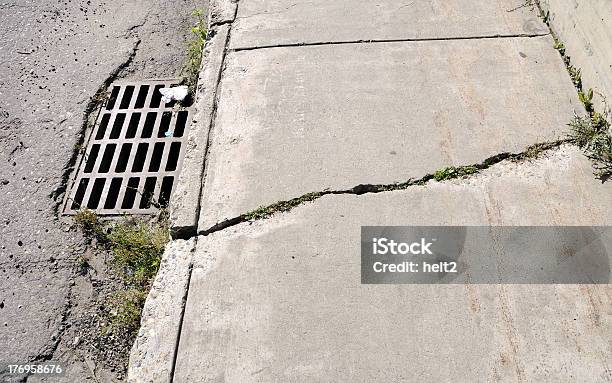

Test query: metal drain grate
[64,79,192,215]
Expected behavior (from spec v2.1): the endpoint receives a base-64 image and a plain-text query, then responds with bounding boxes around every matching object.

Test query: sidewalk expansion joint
[168,238,197,383]
[197,139,570,237]
[230,32,551,52]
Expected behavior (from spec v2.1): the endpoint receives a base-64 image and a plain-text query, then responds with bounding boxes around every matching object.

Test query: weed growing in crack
[433,166,479,181]
[74,210,169,339]
[243,192,324,220]
[518,141,562,160]
[567,66,582,89]
[568,110,612,179]
[553,39,566,56]
[532,0,611,179]
[578,88,595,114]
[234,142,567,224]
[181,8,208,95]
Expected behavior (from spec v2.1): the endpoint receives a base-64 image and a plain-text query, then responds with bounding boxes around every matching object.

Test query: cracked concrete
[174,145,612,382]
[197,34,581,231]
[136,0,611,381]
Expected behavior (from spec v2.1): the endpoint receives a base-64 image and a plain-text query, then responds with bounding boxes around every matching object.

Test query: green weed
[568,111,612,179]
[107,219,168,286]
[74,208,104,239]
[105,288,148,335]
[578,88,595,113]
[181,8,208,94]
[243,192,323,220]
[74,211,169,338]
[433,166,479,181]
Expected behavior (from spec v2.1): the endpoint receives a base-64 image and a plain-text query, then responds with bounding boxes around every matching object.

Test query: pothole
[63,79,192,215]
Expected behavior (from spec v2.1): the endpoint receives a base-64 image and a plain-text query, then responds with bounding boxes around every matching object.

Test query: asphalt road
[0,0,205,381]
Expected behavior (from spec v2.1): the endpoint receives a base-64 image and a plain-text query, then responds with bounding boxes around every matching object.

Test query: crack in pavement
[230,32,551,52]
[166,139,571,381]
[49,39,142,215]
[180,139,570,239]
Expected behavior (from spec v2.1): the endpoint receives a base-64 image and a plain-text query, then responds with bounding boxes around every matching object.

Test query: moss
[432,166,479,181]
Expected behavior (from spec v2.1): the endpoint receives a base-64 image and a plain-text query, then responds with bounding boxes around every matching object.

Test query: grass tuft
[107,220,168,286]
[74,211,169,338]
[181,8,208,95]
[74,208,103,238]
[568,111,612,179]
[105,288,148,335]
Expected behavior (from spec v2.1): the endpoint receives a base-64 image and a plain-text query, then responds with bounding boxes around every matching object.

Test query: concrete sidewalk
[130,1,612,381]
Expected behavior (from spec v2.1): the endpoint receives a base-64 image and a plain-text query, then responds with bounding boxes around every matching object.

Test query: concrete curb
[127,238,195,383]
[169,8,232,238]
[209,0,238,26]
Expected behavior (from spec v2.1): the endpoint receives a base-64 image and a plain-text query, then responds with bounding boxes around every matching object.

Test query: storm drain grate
[64,79,192,215]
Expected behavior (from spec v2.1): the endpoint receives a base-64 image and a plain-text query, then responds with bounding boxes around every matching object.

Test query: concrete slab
[198,35,582,231]
[230,0,549,49]
[175,146,612,382]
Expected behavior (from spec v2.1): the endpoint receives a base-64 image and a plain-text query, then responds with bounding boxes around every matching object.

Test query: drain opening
[132,143,149,172]
[64,79,192,215]
[174,111,188,137]
[149,142,165,172]
[126,113,141,138]
[158,112,172,138]
[139,177,157,209]
[121,177,140,209]
[159,176,174,206]
[115,143,132,172]
[96,114,110,140]
[109,114,126,139]
[71,178,90,210]
[84,144,100,173]
[88,178,106,209]
[135,85,149,109]
[142,112,157,138]
[104,178,123,209]
[106,86,120,110]
[120,85,135,109]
